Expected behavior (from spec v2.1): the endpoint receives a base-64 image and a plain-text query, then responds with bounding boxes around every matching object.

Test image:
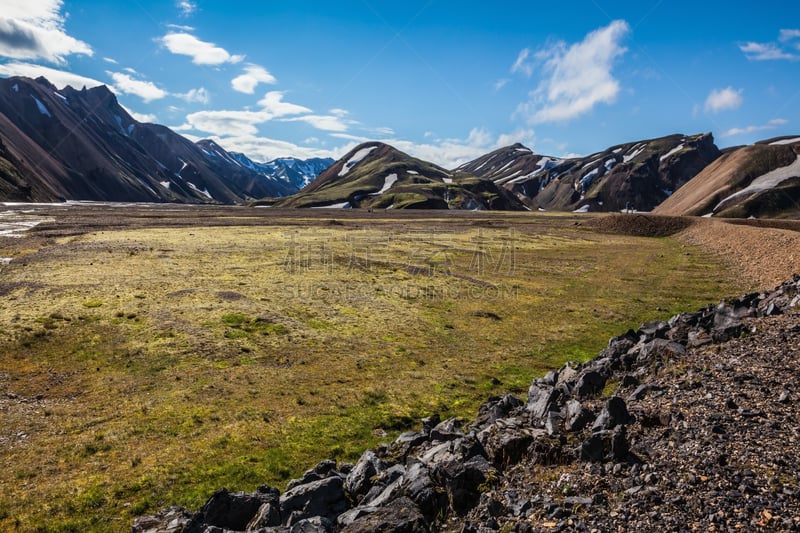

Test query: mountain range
[1,75,799,218]
[0,76,331,203]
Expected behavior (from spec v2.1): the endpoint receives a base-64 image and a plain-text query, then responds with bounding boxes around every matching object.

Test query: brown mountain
[0,76,299,203]
[458,133,721,212]
[654,136,800,218]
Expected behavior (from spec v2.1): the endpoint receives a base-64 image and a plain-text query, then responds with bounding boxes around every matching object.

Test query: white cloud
[740,30,800,61]
[0,0,93,64]
[176,1,197,17]
[515,20,630,124]
[107,71,168,103]
[739,41,797,61]
[166,24,195,32]
[0,61,103,89]
[704,86,743,113]
[779,29,800,42]
[181,109,271,136]
[103,57,118,64]
[510,48,533,77]
[121,104,157,124]
[257,91,311,116]
[494,78,510,91]
[158,32,244,65]
[370,126,396,136]
[721,118,788,138]
[281,114,355,132]
[180,91,319,137]
[230,63,277,93]
[176,87,210,104]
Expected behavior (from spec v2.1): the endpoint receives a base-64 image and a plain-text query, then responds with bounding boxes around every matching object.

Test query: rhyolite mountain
[654,136,800,218]
[267,142,528,210]
[3,75,798,216]
[0,76,326,203]
[458,133,722,212]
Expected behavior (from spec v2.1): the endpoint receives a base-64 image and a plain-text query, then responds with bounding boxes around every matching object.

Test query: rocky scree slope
[0,76,315,203]
[133,276,800,532]
[655,136,800,218]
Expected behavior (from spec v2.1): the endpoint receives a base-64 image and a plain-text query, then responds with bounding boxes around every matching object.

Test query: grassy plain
[0,208,746,531]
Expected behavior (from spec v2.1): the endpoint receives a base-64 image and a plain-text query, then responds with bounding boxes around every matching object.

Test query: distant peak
[34,76,57,91]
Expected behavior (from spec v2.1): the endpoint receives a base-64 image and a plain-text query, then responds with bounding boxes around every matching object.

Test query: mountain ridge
[1,75,799,217]
[0,76,327,204]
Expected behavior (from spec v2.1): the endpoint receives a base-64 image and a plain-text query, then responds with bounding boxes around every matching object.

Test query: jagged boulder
[434,456,498,516]
[279,475,347,526]
[345,450,387,504]
[195,487,280,531]
[340,497,430,533]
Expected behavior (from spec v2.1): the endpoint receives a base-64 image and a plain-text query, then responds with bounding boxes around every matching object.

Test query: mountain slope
[654,137,800,218]
[0,76,317,203]
[460,134,721,212]
[271,142,526,210]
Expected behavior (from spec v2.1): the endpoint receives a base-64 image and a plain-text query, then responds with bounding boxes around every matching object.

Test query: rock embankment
[134,276,800,533]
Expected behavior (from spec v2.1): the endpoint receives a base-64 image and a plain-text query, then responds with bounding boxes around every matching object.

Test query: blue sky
[0,0,798,166]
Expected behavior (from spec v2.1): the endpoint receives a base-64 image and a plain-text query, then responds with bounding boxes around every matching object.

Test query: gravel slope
[677,218,800,289]
[456,307,800,532]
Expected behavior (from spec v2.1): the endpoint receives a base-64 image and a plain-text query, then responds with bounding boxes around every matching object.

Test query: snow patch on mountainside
[187,182,213,200]
[312,201,351,209]
[580,168,600,190]
[624,144,646,163]
[339,146,378,177]
[31,95,51,117]
[114,115,127,136]
[376,174,398,194]
[715,155,800,211]
[660,144,685,162]
[770,137,800,146]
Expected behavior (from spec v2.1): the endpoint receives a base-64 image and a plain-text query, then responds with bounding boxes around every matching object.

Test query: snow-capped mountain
[230,153,334,191]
